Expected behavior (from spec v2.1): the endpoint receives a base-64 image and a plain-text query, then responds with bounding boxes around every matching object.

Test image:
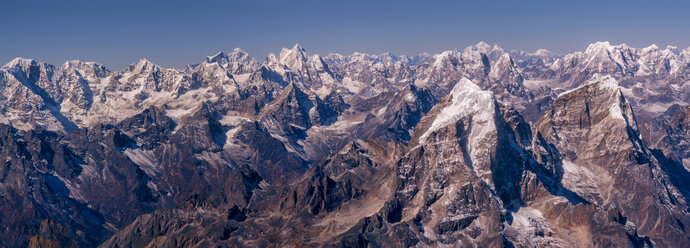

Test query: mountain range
[0,41,689,247]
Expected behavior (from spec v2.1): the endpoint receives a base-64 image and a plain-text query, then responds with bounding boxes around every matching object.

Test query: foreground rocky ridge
[0,42,689,247]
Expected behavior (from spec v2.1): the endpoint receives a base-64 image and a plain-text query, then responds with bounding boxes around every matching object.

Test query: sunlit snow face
[419,77,495,143]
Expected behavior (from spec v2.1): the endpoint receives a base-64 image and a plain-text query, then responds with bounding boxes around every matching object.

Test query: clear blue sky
[2,0,688,69]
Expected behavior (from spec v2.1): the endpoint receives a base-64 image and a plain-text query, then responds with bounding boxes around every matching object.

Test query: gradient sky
[2,0,689,69]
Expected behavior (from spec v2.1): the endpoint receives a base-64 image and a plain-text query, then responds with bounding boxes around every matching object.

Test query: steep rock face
[116,105,177,149]
[656,105,690,166]
[260,83,336,131]
[356,84,436,144]
[258,83,341,161]
[652,105,690,207]
[534,76,690,247]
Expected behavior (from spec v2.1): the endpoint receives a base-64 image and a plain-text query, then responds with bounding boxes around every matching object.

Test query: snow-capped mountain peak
[2,57,51,72]
[3,57,33,68]
[431,50,459,69]
[419,77,495,142]
[125,58,158,73]
[279,43,309,69]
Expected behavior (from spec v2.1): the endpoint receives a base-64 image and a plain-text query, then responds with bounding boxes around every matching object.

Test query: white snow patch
[341,77,366,94]
[597,76,620,91]
[522,79,550,90]
[219,115,250,126]
[232,73,251,84]
[561,160,599,197]
[53,173,87,202]
[609,103,625,120]
[313,86,332,99]
[432,51,454,69]
[376,106,388,116]
[166,107,196,121]
[404,91,415,102]
[124,149,160,176]
[646,102,683,114]
[511,207,544,229]
[608,89,626,121]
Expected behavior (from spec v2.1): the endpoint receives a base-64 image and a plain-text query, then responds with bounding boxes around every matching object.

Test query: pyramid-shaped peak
[449,77,487,97]
[289,43,306,53]
[279,43,309,69]
[280,43,307,56]
[419,78,495,142]
[125,58,158,73]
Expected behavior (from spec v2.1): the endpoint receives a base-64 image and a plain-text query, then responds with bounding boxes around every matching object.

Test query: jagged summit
[279,43,308,65]
[419,77,495,142]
